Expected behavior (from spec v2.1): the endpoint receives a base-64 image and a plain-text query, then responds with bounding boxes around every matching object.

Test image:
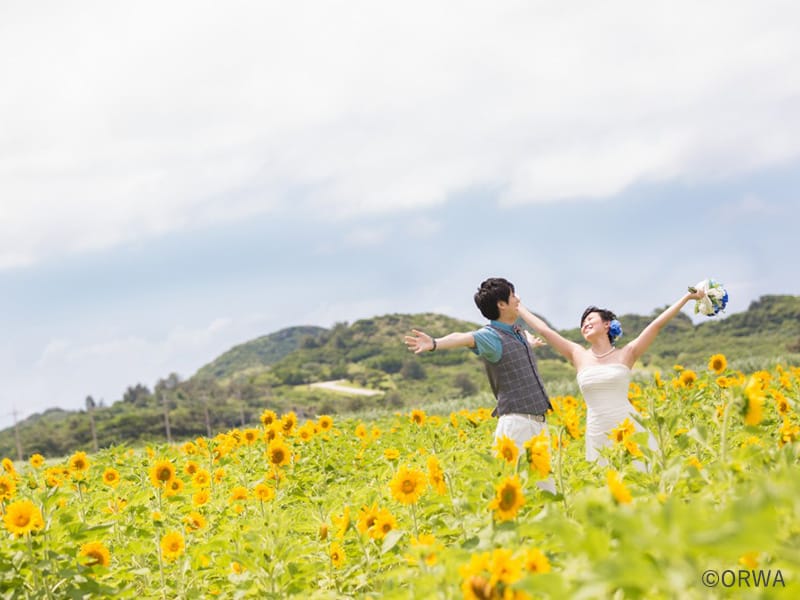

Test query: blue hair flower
[608,319,623,342]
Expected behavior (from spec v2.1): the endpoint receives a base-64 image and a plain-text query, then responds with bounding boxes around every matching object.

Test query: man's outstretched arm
[404,329,475,354]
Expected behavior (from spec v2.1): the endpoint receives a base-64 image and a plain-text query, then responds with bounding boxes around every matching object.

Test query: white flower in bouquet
[689,279,729,317]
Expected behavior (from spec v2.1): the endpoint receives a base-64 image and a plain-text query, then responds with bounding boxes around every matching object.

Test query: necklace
[591,347,616,359]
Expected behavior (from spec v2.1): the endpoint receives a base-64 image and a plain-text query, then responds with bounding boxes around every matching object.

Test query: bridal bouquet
[689,278,729,317]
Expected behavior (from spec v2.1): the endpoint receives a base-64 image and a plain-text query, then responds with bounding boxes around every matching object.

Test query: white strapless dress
[577,364,656,464]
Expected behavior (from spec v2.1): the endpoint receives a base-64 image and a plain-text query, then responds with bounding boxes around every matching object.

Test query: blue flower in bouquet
[691,279,729,317]
[608,319,623,342]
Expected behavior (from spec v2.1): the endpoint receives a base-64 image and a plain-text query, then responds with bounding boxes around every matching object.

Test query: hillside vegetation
[2,295,798,458]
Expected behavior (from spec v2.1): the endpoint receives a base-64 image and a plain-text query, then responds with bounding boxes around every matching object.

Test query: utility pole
[202,395,212,438]
[86,396,99,452]
[162,390,173,444]
[12,408,24,462]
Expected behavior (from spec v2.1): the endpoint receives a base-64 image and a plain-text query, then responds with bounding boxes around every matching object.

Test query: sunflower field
[1,358,799,599]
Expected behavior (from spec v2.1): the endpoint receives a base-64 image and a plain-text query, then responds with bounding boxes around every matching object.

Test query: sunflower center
[499,488,517,510]
[402,480,416,493]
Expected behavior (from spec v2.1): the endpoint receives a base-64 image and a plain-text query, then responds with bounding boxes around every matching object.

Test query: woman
[517,287,705,464]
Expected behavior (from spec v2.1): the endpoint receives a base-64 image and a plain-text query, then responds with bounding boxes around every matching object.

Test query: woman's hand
[524,330,547,348]
[686,287,705,301]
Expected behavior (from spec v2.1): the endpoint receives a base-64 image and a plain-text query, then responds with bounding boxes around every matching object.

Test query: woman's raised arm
[518,304,583,365]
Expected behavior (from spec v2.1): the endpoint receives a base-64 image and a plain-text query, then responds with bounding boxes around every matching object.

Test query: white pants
[494,415,557,494]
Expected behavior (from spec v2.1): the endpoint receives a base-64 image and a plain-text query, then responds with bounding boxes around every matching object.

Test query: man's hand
[404,329,435,354]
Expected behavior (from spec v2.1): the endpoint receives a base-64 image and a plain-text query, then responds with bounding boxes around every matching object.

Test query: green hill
[2,295,799,459]
[195,325,327,379]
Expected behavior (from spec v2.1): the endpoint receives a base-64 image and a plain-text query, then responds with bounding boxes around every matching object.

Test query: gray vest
[483,325,551,416]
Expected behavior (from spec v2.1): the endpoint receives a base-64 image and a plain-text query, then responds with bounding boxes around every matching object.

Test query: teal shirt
[472,320,527,363]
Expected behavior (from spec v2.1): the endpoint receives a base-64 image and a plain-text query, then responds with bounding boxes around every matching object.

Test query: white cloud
[2,1,799,267]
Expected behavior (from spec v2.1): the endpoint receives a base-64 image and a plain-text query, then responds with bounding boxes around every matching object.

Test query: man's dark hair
[580,306,617,344]
[474,278,515,320]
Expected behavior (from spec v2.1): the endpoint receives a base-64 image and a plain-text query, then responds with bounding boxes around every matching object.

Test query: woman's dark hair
[581,306,618,344]
[474,278,515,320]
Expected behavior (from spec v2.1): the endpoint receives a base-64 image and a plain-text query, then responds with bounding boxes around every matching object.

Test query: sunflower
[357,503,381,536]
[253,483,275,501]
[653,370,663,388]
[744,377,765,426]
[69,451,90,474]
[317,415,333,431]
[686,456,703,470]
[332,506,350,539]
[267,438,292,468]
[79,541,111,567]
[297,423,315,442]
[260,409,278,428]
[1,457,17,475]
[410,409,427,426]
[230,486,248,501]
[487,547,523,587]
[354,423,368,440]
[779,417,799,447]
[280,411,297,436]
[708,353,727,374]
[29,454,45,469]
[329,542,346,568]
[102,468,120,488]
[0,474,16,500]
[243,428,261,445]
[460,553,494,600]
[606,470,632,504]
[383,448,400,461]
[183,511,207,532]
[3,499,44,536]
[150,460,176,488]
[192,490,210,506]
[192,469,211,488]
[427,456,448,495]
[774,392,791,416]
[492,435,519,464]
[183,461,200,476]
[488,475,525,521]
[181,442,198,455]
[371,509,398,540]
[409,534,439,566]
[164,477,184,497]
[160,530,185,561]
[524,430,551,478]
[523,548,551,574]
[624,440,643,458]
[679,370,698,388]
[610,418,636,445]
[263,424,282,443]
[389,465,427,505]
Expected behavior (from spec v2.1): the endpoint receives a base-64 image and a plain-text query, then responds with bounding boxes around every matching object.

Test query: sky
[1,1,799,430]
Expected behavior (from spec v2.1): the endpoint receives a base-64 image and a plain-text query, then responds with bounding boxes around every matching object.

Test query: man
[404,277,555,493]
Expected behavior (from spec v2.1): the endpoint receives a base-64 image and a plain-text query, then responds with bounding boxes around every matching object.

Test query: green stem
[444,474,468,542]
[720,392,734,465]
[557,427,566,506]
[156,536,166,600]
[76,481,87,523]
